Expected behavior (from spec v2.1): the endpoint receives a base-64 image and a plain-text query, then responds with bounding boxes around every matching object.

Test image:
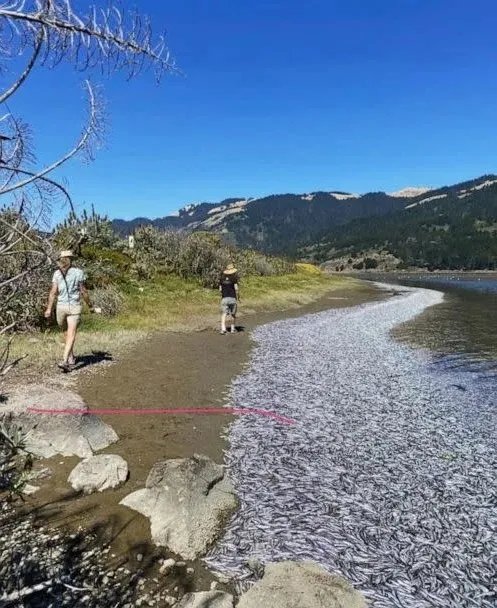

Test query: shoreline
[205,284,496,607]
[4,279,388,602]
[342,269,497,278]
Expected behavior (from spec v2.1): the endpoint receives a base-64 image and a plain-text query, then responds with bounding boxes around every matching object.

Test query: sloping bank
[206,284,497,608]
[2,276,385,606]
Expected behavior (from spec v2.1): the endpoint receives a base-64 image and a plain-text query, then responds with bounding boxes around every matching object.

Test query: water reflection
[364,275,497,363]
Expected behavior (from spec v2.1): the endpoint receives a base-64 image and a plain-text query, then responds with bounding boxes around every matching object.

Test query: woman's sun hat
[58,250,75,259]
[223,263,237,275]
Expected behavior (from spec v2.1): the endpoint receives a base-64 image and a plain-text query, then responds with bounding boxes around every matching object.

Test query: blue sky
[9,0,497,220]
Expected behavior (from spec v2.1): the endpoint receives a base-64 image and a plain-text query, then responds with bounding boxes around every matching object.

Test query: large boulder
[2,386,118,458]
[175,591,234,608]
[68,454,128,493]
[237,561,366,608]
[120,454,237,560]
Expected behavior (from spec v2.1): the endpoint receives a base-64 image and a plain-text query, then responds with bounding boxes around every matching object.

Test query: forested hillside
[113,175,497,268]
[309,178,497,270]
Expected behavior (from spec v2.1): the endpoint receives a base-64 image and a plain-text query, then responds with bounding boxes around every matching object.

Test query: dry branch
[0,0,174,379]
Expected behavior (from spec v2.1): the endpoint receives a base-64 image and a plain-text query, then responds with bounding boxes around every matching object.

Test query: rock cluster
[0,503,187,607]
[1,387,367,608]
[120,454,238,560]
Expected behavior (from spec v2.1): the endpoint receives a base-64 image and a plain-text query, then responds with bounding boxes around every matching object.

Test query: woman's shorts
[56,304,82,327]
[221,297,237,315]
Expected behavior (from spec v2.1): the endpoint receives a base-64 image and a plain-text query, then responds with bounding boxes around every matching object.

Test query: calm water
[366,274,497,365]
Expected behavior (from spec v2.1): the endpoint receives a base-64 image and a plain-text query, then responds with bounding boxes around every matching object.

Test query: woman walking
[44,250,95,371]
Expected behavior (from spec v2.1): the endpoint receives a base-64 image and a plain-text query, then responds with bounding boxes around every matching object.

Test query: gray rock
[120,455,237,560]
[2,386,118,458]
[175,591,234,608]
[237,561,366,608]
[68,455,128,493]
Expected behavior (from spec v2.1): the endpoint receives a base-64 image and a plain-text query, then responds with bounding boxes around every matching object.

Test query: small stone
[186,567,195,575]
[210,581,218,590]
[136,553,144,562]
[159,558,176,574]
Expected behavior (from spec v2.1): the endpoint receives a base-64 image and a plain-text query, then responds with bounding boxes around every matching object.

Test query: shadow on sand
[65,350,114,373]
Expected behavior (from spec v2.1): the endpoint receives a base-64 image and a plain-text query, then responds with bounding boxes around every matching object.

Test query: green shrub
[364,257,378,270]
[80,245,133,288]
[54,208,119,253]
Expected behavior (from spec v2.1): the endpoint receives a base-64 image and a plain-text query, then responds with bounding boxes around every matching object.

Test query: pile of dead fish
[207,285,497,608]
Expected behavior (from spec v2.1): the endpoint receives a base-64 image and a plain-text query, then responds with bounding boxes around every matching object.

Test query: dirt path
[21,283,385,587]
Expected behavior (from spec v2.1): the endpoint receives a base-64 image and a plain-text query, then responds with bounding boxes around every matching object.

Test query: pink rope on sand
[26,406,296,425]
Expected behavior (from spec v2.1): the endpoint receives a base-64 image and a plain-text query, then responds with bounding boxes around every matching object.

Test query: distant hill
[306,175,497,270]
[113,191,416,254]
[112,174,497,268]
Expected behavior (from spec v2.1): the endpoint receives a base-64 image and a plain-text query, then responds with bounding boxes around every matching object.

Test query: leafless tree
[0,0,176,376]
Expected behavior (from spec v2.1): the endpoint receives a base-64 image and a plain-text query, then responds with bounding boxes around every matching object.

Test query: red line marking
[27,406,296,425]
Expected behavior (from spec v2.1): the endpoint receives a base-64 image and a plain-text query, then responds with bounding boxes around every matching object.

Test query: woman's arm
[80,282,94,311]
[44,283,58,318]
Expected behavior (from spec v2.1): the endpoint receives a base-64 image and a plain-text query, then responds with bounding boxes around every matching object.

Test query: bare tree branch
[0,80,101,196]
[0,0,175,382]
[0,1,178,80]
[0,29,43,104]
[0,165,74,210]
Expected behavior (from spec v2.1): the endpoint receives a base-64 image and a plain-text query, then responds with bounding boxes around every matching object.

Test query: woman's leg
[63,315,80,364]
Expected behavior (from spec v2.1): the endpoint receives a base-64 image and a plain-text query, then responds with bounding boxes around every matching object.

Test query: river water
[207,277,497,608]
[378,274,497,365]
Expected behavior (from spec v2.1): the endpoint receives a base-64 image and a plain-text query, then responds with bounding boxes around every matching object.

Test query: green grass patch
[7,270,361,373]
[83,270,357,333]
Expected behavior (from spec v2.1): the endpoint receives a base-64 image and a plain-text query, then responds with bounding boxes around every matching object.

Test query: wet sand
[22,282,386,585]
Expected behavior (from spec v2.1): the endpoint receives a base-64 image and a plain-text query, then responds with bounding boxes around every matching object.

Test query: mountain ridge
[112,174,497,258]
[308,175,497,271]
